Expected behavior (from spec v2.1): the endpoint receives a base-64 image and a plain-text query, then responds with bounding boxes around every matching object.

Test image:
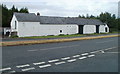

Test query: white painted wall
[99,25,105,33]
[3,28,11,35]
[83,25,109,34]
[10,15,18,32]
[10,15,109,37]
[105,24,109,33]
[18,22,78,37]
[83,25,96,34]
[99,25,109,33]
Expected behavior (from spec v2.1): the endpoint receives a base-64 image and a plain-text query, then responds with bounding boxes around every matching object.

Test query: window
[60,30,62,33]
[105,27,107,32]
[15,21,17,29]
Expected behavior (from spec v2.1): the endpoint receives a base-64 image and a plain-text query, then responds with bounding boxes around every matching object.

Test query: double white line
[48,59,59,63]
[61,57,70,60]
[16,64,30,68]
[39,64,51,68]
[0,67,11,71]
[33,62,45,65]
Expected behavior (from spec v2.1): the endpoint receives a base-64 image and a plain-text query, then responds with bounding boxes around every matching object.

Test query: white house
[3,27,11,36]
[10,12,109,37]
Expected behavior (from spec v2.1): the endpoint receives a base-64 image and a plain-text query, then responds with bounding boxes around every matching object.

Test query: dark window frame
[60,30,62,33]
[15,21,17,29]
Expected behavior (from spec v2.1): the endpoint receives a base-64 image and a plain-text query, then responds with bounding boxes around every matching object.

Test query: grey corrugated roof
[14,12,39,22]
[14,12,104,25]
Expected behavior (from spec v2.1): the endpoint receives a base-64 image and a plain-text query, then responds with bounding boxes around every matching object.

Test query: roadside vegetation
[1,4,29,27]
[20,34,86,39]
[10,31,119,38]
[2,34,119,46]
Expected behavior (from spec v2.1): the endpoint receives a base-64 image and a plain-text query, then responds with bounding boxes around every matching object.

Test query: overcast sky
[2,0,119,17]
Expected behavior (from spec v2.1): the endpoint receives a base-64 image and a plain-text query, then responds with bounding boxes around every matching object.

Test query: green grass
[3,34,119,46]
[109,31,120,33]
[21,34,86,39]
[10,35,18,38]
[10,31,119,39]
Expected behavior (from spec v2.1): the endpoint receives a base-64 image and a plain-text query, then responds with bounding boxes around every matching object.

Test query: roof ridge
[14,12,103,25]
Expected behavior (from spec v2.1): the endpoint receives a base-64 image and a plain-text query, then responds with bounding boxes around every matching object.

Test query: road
[1,37,119,73]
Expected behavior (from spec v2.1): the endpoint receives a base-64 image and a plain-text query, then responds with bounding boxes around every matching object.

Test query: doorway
[96,25,100,33]
[78,25,84,34]
[105,27,107,32]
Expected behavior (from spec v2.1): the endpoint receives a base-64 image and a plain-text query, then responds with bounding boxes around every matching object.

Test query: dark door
[96,25,100,33]
[78,25,84,34]
[105,27,107,32]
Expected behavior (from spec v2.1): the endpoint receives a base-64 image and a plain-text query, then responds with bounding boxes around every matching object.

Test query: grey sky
[2,0,119,17]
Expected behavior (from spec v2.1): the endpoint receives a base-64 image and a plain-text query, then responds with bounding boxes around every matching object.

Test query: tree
[86,14,89,18]
[11,5,15,12]
[10,5,19,13]
[78,15,81,18]
[98,12,118,32]
[19,7,29,13]
[78,12,118,32]
[112,14,116,19]
[2,4,10,27]
[117,18,120,31]
[2,4,29,27]
[90,15,96,19]
[81,15,85,18]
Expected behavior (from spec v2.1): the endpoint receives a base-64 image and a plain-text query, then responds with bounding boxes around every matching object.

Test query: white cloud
[2,0,119,17]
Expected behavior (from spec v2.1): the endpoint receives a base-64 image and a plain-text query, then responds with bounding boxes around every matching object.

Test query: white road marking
[90,47,117,54]
[67,59,76,62]
[28,49,38,51]
[0,67,11,71]
[72,55,80,58]
[88,54,95,58]
[79,56,87,60]
[104,47,117,50]
[104,52,119,53]
[3,46,117,72]
[16,64,30,68]
[90,50,100,54]
[101,50,105,53]
[33,62,45,65]
[21,67,35,72]
[48,59,59,63]
[61,57,70,60]
[55,61,66,65]
[96,40,114,43]
[81,53,89,56]
[8,71,16,73]
[39,64,51,68]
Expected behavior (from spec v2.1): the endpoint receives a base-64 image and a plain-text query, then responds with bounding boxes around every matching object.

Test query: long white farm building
[10,13,109,37]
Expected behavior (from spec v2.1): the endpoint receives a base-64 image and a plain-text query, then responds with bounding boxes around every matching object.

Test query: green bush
[11,35,18,38]
[59,34,65,36]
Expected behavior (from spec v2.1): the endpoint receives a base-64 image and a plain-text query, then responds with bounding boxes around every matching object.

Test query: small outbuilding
[10,13,109,37]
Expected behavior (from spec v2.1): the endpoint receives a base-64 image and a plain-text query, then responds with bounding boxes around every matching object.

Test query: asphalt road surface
[1,37,119,73]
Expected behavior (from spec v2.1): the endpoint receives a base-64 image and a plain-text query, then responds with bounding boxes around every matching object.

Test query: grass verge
[1,34,120,46]
[20,34,86,39]
[11,32,118,39]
